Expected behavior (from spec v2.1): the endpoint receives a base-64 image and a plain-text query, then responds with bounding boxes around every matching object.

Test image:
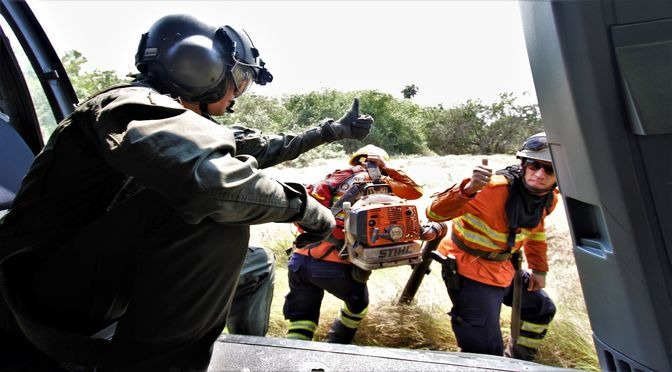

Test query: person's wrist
[319,119,340,142]
[302,126,327,148]
[283,182,308,221]
[460,183,477,198]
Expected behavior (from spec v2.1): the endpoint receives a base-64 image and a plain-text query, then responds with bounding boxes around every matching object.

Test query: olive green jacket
[0,84,326,257]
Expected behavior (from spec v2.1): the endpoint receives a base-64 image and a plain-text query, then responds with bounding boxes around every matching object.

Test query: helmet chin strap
[199,102,209,115]
[198,100,235,115]
[198,79,237,115]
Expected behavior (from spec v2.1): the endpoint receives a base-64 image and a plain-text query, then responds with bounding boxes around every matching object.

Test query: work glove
[287,183,336,248]
[320,98,374,142]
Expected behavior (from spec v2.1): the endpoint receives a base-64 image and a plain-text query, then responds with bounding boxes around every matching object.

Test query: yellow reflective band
[342,304,368,319]
[455,218,536,252]
[288,320,317,333]
[427,208,449,221]
[456,213,546,249]
[516,335,543,349]
[516,229,534,243]
[527,231,546,241]
[286,332,312,341]
[520,320,548,333]
[339,315,361,329]
[461,214,509,243]
[458,214,533,246]
[453,219,501,251]
[521,321,549,334]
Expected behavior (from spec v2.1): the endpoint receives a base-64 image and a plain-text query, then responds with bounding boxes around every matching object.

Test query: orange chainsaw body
[343,184,423,271]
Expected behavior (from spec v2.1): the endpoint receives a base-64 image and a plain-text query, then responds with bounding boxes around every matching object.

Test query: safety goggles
[521,135,548,152]
[230,60,257,97]
[525,159,554,175]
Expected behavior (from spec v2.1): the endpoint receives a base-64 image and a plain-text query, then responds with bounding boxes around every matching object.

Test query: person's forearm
[234,126,327,169]
[426,179,473,222]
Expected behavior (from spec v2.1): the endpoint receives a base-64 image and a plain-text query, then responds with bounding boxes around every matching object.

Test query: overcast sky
[27,0,537,108]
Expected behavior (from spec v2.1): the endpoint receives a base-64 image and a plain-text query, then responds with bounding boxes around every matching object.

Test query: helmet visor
[230,60,256,97]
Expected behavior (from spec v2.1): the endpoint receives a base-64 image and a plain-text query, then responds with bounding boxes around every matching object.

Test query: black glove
[320,98,374,142]
[287,183,336,248]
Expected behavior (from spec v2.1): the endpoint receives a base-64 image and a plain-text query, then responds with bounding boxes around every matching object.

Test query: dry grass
[250,154,599,371]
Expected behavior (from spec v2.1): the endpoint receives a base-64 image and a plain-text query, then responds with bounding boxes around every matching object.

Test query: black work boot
[325,319,357,344]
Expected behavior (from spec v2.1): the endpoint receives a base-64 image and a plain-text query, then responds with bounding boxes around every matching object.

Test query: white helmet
[516,132,551,163]
[349,145,390,166]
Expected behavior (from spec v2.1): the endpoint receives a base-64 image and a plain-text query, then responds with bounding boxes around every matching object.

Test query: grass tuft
[355,303,456,350]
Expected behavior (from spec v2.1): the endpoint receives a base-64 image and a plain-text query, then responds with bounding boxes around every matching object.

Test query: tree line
[37,50,544,157]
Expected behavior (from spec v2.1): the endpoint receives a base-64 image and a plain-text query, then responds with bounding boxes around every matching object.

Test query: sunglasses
[525,159,554,175]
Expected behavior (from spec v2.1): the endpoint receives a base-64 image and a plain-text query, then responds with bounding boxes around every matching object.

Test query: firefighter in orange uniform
[283,145,423,343]
[426,133,558,361]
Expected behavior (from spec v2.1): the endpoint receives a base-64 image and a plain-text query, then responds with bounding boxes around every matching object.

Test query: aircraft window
[0,15,58,139]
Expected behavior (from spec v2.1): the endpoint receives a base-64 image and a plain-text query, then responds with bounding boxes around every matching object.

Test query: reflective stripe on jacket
[426,175,558,287]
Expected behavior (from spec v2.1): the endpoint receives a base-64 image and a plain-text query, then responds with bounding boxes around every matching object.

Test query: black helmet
[135,14,272,103]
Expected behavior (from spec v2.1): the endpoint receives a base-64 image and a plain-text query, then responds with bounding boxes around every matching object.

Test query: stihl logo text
[378,245,412,259]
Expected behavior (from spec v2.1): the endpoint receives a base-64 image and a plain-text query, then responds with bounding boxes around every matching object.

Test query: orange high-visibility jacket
[426,175,558,287]
[295,164,424,264]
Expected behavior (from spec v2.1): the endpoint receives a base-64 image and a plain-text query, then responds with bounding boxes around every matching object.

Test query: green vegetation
[51,51,593,369]
[61,50,131,100]
[221,89,542,157]
[26,49,542,158]
[18,49,131,138]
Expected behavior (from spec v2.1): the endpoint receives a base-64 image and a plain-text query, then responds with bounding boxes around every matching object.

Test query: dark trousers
[283,253,368,323]
[227,246,275,336]
[443,269,556,356]
[22,189,249,371]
